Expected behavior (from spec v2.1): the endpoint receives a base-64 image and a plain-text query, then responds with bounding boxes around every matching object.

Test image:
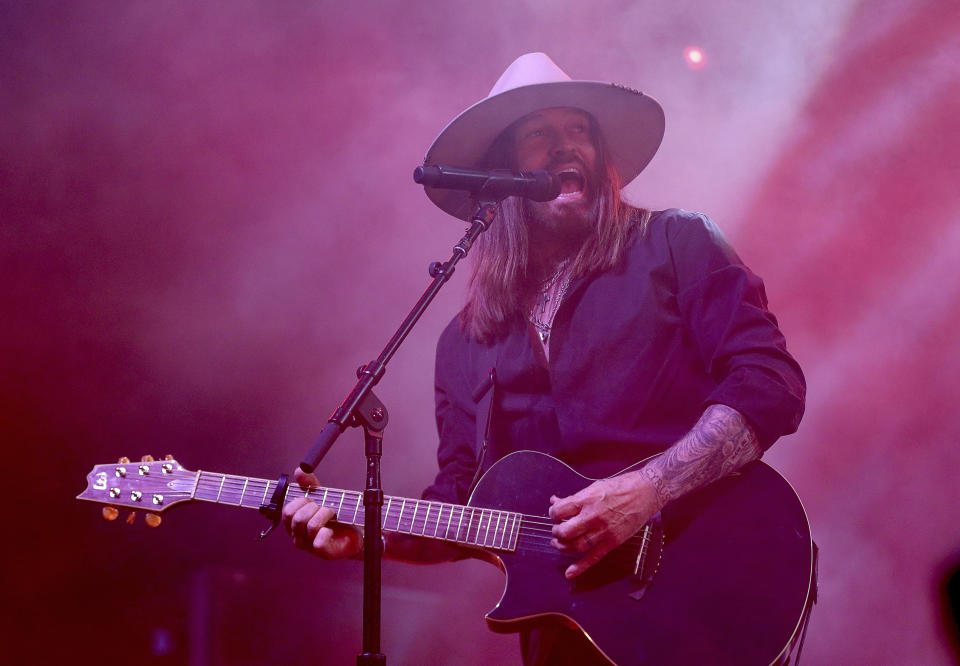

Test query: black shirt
[424,208,805,505]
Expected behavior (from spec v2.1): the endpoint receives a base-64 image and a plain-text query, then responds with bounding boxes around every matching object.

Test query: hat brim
[422,80,665,221]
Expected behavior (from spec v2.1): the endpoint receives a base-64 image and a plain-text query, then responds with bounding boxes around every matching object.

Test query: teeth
[556,168,585,196]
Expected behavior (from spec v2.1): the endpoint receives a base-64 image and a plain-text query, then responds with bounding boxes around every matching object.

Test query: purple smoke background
[3,0,959,663]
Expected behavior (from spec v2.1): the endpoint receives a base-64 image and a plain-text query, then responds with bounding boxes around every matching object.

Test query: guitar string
[132,494,637,561]
[120,470,643,550]
[103,493,644,563]
[139,470,651,546]
[190,482,648,554]
[115,470,650,552]
[191,473,648,537]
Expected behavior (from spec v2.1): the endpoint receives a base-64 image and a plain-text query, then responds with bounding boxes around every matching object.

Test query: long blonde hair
[460,114,651,342]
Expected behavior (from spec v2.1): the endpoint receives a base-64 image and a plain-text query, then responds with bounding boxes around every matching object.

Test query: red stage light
[684,46,707,70]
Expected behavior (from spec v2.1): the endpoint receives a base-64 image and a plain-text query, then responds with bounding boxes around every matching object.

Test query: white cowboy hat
[422,52,665,220]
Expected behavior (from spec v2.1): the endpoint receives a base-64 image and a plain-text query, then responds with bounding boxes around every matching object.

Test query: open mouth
[556,168,586,198]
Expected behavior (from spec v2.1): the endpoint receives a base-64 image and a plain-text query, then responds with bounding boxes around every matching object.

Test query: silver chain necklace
[530,263,573,345]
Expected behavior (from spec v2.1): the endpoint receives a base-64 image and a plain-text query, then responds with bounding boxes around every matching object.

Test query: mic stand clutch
[298,198,502,666]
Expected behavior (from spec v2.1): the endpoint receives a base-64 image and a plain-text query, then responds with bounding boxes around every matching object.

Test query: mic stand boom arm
[297,198,501,666]
[299,197,498,473]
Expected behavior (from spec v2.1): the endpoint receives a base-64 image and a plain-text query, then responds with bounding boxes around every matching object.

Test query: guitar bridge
[629,512,664,601]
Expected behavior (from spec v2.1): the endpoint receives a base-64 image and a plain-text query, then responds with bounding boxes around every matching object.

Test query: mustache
[545,155,587,173]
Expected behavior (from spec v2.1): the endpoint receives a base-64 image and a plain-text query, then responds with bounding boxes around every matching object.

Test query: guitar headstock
[77,455,197,525]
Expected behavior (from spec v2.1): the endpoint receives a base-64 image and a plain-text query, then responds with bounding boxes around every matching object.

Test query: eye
[525,128,545,139]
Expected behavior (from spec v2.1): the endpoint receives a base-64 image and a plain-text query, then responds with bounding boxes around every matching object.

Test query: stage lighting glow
[684,46,707,70]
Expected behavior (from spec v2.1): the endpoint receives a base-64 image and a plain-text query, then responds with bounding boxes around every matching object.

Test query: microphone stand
[297,197,501,666]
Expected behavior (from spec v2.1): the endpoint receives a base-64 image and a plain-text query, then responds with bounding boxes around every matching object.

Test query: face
[511,107,600,243]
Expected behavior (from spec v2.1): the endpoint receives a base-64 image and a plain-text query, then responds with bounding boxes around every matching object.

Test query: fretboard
[192,470,521,552]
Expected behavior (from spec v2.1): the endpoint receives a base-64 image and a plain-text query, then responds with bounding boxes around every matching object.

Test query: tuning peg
[102,506,119,521]
[125,511,137,524]
[118,456,130,464]
[141,455,154,462]
[145,513,162,528]
[163,454,174,461]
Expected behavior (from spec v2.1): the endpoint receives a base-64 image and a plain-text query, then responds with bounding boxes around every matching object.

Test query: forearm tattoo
[641,404,761,509]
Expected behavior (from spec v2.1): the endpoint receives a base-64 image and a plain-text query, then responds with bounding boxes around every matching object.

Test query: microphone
[413,165,561,202]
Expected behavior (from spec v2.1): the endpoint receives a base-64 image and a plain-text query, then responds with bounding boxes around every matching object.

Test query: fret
[467,508,478,544]
[190,470,202,499]
[197,472,222,502]
[260,481,271,506]
[222,475,243,506]
[398,499,407,533]
[384,498,393,531]
[498,512,509,546]
[238,478,249,506]
[491,511,502,548]
[410,501,420,535]
[466,507,476,543]
[509,513,520,549]
[351,492,362,526]
[455,506,466,542]
[475,509,486,545]
[321,488,329,510]
[221,475,235,504]
[215,475,225,502]
[434,504,445,539]
[472,509,482,545]
[248,480,265,508]
[444,505,454,540]
[336,491,345,518]
[422,502,432,536]
[483,511,493,546]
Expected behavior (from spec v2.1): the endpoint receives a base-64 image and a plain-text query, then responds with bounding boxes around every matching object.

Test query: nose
[549,136,577,160]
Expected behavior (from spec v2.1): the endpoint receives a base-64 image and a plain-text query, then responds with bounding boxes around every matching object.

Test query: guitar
[78,450,815,665]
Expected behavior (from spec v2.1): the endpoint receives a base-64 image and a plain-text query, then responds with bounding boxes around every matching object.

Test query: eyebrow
[516,113,545,128]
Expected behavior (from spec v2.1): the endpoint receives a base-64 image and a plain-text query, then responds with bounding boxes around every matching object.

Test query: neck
[528,226,588,281]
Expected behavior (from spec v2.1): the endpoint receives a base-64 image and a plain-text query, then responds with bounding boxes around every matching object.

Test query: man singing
[283,53,806,665]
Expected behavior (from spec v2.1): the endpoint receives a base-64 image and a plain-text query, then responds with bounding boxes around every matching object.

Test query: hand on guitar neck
[282,468,465,564]
[282,467,364,559]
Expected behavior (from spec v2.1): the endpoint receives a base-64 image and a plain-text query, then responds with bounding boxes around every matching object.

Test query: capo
[257,473,289,540]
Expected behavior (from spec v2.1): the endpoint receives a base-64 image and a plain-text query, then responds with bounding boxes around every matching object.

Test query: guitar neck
[193,470,521,552]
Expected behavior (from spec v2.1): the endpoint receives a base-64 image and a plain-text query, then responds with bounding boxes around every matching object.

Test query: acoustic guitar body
[469,451,814,666]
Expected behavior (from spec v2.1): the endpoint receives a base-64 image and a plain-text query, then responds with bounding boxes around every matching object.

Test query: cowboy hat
[422,52,665,220]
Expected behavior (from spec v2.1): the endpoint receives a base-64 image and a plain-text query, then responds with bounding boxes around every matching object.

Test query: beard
[523,195,598,238]
[522,168,600,257]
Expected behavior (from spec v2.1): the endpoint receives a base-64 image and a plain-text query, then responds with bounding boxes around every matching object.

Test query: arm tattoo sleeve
[641,404,761,509]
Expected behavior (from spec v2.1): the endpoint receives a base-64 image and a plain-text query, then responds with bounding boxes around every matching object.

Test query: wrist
[639,467,669,511]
